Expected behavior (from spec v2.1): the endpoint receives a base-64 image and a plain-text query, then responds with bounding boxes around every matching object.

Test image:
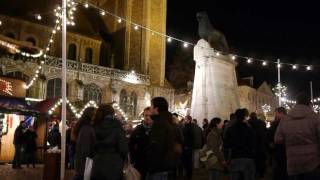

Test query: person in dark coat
[224,109,256,180]
[48,124,61,148]
[66,121,76,169]
[248,112,267,178]
[91,104,128,180]
[12,121,25,169]
[129,107,153,180]
[146,97,176,180]
[202,118,209,130]
[24,125,37,168]
[267,107,288,180]
[170,113,184,179]
[182,115,195,179]
[73,107,96,180]
[192,119,203,169]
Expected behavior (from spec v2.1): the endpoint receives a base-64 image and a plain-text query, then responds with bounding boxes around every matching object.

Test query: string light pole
[277,59,282,106]
[60,0,67,179]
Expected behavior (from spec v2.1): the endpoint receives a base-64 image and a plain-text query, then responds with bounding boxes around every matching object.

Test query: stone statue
[196,11,229,52]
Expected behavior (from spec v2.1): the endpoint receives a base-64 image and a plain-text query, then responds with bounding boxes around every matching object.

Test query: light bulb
[247,58,252,63]
[216,52,220,56]
[118,18,122,23]
[100,11,105,16]
[306,66,311,71]
[50,39,53,43]
[134,25,138,30]
[262,61,267,66]
[36,14,42,20]
[52,30,56,34]
[84,3,89,8]
[167,37,172,42]
[232,55,236,60]
[183,43,188,48]
[292,65,297,70]
[0,21,2,26]
[277,64,281,68]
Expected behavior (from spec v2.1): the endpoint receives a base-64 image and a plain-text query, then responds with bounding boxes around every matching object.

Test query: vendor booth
[0,76,39,162]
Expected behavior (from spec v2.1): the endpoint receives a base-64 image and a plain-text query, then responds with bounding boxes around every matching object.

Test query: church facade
[0,0,174,120]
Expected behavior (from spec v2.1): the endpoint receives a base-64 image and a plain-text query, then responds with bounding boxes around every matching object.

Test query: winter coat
[74,124,96,178]
[248,118,267,154]
[183,123,195,150]
[48,128,61,148]
[24,130,37,153]
[268,119,287,165]
[206,127,225,170]
[147,111,176,173]
[275,105,320,176]
[13,125,24,145]
[91,116,128,180]
[224,122,256,159]
[129,123,151,175]
[193,124,203,149]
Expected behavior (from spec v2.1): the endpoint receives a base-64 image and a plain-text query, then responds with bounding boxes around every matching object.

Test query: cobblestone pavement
[0,164,272,180]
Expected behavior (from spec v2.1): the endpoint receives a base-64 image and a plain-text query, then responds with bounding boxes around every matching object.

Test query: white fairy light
[247,58,252,63]
[84,3,89,8]
[216,52,220,56]
[36,14,42,20]
[117,18,122,23]
[183,42,188,48]
[167,37,172,42]
[100,11,106,16]
[306,66,311,71]
[134,25,139,30]
[292,65,297,70]
[277,64,282,68]
[262,61,267,66]
[231,55,236,60]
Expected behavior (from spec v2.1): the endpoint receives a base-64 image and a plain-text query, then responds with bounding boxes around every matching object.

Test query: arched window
[47,78,62,98]
[5,32,15,39]
[83,83,102,104]
[119,89,128,113]
[68,43,77,60]
[6,71,29,82]
[130,92,138,116]
[85,48,93,64]
[26,37,36,46]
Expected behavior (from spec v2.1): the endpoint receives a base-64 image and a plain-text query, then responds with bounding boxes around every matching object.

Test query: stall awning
[0,95,39,116]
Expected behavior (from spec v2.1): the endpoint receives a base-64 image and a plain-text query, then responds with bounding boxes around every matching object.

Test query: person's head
[203,118,208,125]
[275,107,287,120]
[223,120,229,126]
[296,93,311,106]
[74,107,96,137]
[192,119,198,125]
[185,115,192,124]
[143,107,153,127]
[172,113,179,124]
[150,97,168,115]
[94,104,115,125]
[235,108,249,123]
[19,121,25,127]
[209,117,223,129]
[250,112,258,120]
[230,113,236,121]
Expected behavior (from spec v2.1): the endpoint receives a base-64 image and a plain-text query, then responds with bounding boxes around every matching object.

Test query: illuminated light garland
[0,78,13,96]
[261,104,271,114]
[123,70,140,84]
[76,1,319,71]
[48,98,98,118]
[112,102,128,121]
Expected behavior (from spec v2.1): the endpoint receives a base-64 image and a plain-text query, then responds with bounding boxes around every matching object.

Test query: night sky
[166,0,320,99]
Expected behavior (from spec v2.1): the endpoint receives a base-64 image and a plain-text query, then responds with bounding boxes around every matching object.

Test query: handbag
[84,157,93,180]
[123,155,141,180]
[199,144,218,169]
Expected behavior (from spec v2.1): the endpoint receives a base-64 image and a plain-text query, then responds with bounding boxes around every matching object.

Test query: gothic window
[26,37,36,46]
[130,92,138,116]
[47,78,62,98]
[6,71,29,82]
[5,32,15,39]
[119,89,128,113]
[83,83,102,104]
[68,43,77,60]
[85,48,93,64]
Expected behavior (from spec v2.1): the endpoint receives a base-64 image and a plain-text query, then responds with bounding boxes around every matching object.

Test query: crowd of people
[11,93,320,180]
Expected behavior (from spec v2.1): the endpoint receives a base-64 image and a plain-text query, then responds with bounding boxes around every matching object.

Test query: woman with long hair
[206,117,226,180]
[90,104,128,180]
[73,107,96,180]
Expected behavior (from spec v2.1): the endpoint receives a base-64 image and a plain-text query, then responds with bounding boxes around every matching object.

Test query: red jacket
[275,104,320,175]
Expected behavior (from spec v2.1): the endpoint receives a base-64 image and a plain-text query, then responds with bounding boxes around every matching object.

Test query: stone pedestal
[191,39,240,125]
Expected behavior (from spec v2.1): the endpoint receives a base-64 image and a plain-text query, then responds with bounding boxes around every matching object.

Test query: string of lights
[78,0,317,71]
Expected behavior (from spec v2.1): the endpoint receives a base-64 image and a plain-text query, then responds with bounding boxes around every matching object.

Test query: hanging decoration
[112,102,128,121]
[0,78,13,96]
